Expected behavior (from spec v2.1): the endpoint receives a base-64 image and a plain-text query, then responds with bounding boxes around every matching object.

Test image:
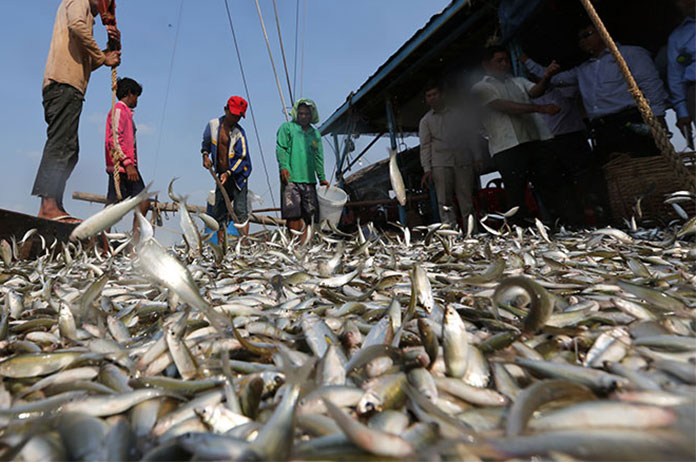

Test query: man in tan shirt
[32,0,121,222]
[419,80,483,226]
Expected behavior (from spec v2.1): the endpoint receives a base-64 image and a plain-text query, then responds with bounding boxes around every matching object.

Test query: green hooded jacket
[275,98,326,184]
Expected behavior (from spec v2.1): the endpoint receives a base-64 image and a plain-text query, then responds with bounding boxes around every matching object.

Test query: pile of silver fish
[0,191,695,461]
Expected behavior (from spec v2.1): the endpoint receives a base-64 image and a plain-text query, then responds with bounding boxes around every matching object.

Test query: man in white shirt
[473,46,568,225]
[522,55,605,225]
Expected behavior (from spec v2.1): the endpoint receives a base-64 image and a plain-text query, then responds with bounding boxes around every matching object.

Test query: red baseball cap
[227,96,248,118]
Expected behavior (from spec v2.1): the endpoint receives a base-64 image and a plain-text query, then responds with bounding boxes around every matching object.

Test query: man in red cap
[201,96,252,239]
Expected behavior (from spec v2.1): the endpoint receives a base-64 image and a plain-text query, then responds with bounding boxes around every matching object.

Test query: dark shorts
[212,181,248,225]
[281,182,318,223]
[107,171,146,203]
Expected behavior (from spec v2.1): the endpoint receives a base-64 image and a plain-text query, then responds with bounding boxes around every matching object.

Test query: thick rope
[300,0,306,98]
[151,0,185,180]
[292,0,300,99]
[223,0,278,208]
[579,0,695,192]
[271,0,295,106]
[253,0,290,121]
[109,67,125,200]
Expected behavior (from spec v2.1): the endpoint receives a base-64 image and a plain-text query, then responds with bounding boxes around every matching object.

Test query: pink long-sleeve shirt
[105,100,137,173]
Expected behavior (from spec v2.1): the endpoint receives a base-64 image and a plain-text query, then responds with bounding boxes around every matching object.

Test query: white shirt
[472,75,552,156]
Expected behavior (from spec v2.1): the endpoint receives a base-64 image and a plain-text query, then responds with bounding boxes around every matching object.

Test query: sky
[0,0,450,241]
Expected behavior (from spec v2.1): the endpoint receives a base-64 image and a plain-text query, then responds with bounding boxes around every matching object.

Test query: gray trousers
[32,82,84,208]
[431,165,474,226]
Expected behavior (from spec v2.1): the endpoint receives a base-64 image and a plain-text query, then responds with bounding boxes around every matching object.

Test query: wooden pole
[72,191,285,226]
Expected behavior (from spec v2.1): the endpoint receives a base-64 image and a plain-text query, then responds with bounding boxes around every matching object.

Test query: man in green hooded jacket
[276,98,329,240]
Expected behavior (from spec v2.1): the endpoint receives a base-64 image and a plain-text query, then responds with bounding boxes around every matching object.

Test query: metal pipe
[344,132,385,173]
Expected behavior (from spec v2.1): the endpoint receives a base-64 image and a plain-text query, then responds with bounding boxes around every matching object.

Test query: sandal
[48,215,83,224]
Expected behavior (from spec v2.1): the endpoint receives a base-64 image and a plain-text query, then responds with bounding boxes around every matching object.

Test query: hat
[227,96,248,118]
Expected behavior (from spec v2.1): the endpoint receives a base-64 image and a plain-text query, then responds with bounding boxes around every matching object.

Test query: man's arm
[626,46,668,118]
[229,132,249,176]
[418,116,433,187]
[524,57,578,87]
[418,117,433,173]
[276,124,292,183]
[313,132,328,185]
[201,123,213,169]
[65,0,106,68]
[666,34,690,123]
[473,79,555,114]
[487,99,560,115]
[221,132,251,186]
[116,107,135,168]
[527,61,561,98]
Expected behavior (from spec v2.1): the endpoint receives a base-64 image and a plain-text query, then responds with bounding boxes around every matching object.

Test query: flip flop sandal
[49,215,83,224]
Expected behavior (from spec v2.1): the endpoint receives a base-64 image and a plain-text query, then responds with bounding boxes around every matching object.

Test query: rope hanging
[109,68,126,201]
[578,0,695,192]
[99,0,125,200]
[253,0,290,121]
[223,0,278,209]
[271,0,295,106]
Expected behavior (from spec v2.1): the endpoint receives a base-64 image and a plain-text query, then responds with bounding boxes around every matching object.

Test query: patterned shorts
[281,182,318,223]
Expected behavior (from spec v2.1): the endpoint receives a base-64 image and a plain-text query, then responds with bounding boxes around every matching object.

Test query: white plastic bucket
[317,186,348,227]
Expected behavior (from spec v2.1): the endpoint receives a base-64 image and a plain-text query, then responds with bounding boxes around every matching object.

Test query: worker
[276,98,329,242]
[525,24,669,161]
[419,80,482,227]
[473,45,567,225]
[667,0,695,143]
[521,54,604,225]
[201,96,252,240]
[105,77,149,242]
[32,0,121,222]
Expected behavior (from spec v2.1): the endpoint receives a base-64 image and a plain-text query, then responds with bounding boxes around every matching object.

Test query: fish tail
[278,348,315,387]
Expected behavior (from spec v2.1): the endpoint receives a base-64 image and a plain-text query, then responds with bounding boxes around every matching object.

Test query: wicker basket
[602,152,696,224]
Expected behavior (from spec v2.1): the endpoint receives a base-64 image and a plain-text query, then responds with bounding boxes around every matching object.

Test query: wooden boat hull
[0,209,78,259]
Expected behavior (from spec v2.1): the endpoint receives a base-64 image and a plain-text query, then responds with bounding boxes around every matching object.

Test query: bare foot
[37,197,82,223]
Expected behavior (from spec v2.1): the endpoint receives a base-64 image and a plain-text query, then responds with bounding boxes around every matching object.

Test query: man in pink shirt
[105,77,149,241]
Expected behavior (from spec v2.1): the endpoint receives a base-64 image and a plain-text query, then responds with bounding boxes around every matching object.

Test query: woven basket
[602,152,696,224]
